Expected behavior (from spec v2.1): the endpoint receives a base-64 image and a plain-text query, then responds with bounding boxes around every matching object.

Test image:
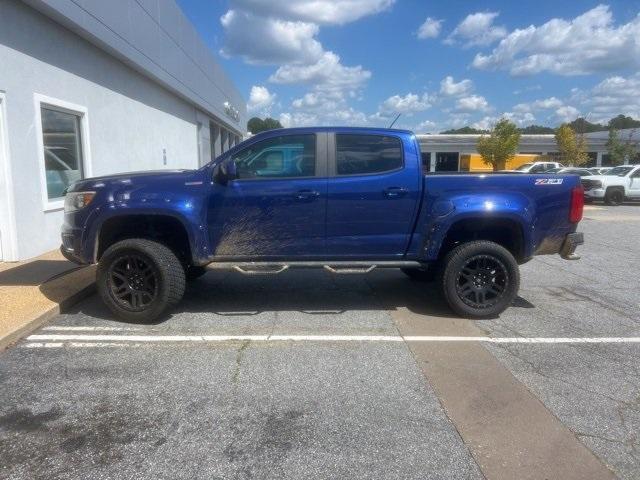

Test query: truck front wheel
[604,188,624,206]
[97,239,186,323]
[441,241,519,319]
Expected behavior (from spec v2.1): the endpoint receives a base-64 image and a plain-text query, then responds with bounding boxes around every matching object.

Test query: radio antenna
[389,113,401,128]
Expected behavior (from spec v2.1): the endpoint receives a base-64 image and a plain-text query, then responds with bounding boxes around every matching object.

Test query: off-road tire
[604,188,624,206]
[441,240,519,319]
[97,239,186,323]
[401,267,437,282]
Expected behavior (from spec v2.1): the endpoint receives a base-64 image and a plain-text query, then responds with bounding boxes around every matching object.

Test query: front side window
[232,134,315,179]
[41,107,83,199]
[336,134,402,175]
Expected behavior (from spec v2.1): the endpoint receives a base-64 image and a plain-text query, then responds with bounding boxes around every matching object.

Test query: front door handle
[383,187,408,198]
[294,189,320,201]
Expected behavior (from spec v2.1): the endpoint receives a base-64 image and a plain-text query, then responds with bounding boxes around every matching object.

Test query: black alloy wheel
[108,254,159,311]
[441,240,519,319]
[97,239,186,322]
[455,254,508,310]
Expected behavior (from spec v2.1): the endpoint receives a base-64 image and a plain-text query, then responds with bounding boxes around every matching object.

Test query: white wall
[0,0,207,260]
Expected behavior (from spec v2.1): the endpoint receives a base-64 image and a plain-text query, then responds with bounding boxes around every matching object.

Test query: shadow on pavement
[66,269,536,324]
[0,260,77,286]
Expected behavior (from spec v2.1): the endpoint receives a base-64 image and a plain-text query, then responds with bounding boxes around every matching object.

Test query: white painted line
[42,326,141,332]
[22,342,132,348]
[23,333,640,346]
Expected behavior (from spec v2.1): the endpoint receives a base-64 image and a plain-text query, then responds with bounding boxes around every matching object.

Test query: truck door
[325,132,422,258]
[629,168,640,198]
[207,132,328,258]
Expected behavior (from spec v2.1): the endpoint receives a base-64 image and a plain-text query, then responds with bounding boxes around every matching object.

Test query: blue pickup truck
[61,127,584,322]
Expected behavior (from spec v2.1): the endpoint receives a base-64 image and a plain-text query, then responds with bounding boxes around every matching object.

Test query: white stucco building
[0,0,246,261]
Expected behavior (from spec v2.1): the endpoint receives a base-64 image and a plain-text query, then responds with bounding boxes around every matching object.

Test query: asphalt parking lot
[1,204,639,480]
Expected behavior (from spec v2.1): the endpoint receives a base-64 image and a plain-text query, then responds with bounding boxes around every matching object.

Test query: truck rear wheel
[97,239,186,323]
[441,241,519,319]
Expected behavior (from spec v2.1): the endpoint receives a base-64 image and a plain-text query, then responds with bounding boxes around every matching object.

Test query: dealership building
[0,0,246,261]
[417,131,638,173]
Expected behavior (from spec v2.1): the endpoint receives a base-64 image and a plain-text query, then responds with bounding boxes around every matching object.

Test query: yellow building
[462,153,544,172]
[416,134,608,173]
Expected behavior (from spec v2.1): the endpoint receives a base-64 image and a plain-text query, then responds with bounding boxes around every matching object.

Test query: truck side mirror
[214,157,237,185]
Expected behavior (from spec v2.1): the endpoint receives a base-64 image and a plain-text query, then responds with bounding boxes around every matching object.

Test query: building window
[41,106,84,200]
[435,152,459,172]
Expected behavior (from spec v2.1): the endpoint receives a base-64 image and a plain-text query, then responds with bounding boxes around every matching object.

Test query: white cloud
[439,76,473,97]
[230,0,395,25]
[554,105,581,123]
[513,96,564,113]
[247,86,277,114]
[455,95,491,112]
[472,5,640,76]
[270,52,371,96]
[378,92,431,115]
[279,107,369,127]
[471,116,496,131]
[417,17,442,39]
[220,10,322,65]
[446,12,506,47]
[572,73,640,123]
[502,111,536,126]
[413,119,438,132]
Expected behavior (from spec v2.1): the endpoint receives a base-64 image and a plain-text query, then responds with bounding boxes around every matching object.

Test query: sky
[176,0,640,133]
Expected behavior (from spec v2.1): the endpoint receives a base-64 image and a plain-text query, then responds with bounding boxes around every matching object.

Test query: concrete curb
[0,269,96,351]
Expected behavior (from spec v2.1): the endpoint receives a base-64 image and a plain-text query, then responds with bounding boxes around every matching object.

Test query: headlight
[64,191,96,212]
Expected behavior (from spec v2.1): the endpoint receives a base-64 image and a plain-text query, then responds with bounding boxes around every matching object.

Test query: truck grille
[581,179,601,190]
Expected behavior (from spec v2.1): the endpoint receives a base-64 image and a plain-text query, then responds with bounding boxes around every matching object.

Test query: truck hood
[583,174,626,183]
[68,169,197,192]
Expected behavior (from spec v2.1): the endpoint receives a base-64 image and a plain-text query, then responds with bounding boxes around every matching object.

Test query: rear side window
[336,134,402,175]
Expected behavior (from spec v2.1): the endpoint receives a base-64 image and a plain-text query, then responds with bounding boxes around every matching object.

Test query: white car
[504,161,564,173]
[581,165,640,205]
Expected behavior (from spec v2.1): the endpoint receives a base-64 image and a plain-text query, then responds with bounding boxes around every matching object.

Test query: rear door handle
[294,189,320,201]
[383,187,408,198]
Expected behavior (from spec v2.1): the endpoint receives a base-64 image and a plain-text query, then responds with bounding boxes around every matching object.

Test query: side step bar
[207,260,422,276]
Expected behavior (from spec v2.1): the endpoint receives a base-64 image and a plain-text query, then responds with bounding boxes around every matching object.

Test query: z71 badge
[535,178,564,185]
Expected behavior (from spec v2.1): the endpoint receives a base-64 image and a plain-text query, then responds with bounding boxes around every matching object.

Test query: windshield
[515,163,533,171]
[607,166,634,176]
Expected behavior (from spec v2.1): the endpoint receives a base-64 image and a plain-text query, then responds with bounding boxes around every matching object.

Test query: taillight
[570,186,584,223]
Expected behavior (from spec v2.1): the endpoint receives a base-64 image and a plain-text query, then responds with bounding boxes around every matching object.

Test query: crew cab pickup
[61,127,584,322]
[581,164,640,205]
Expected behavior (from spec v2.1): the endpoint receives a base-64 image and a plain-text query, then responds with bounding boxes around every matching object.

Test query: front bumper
[60,244,85,264]
[560,232,584,260]
[584,188,605,199]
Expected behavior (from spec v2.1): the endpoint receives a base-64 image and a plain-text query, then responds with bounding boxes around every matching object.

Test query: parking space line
[22,333,640,346]
[42,326,142,331]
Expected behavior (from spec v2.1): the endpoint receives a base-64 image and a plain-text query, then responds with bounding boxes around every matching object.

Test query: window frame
[230,132,323,182]
[34,94,92,212]
[330,133,405,177]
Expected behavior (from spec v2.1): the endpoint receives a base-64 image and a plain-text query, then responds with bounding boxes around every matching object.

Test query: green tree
[476,118,521,171]
[606,128,639,165]
[518,125,555,134]
[440,126,487,134]
[608,115,640,130]
[247,117,283,134]
[555,124,588,166]
[567,117,607,133]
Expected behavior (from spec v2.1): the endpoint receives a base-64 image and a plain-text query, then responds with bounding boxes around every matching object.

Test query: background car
[503,161,564,173]
[546,167,593,176]
[587,167,613,175]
